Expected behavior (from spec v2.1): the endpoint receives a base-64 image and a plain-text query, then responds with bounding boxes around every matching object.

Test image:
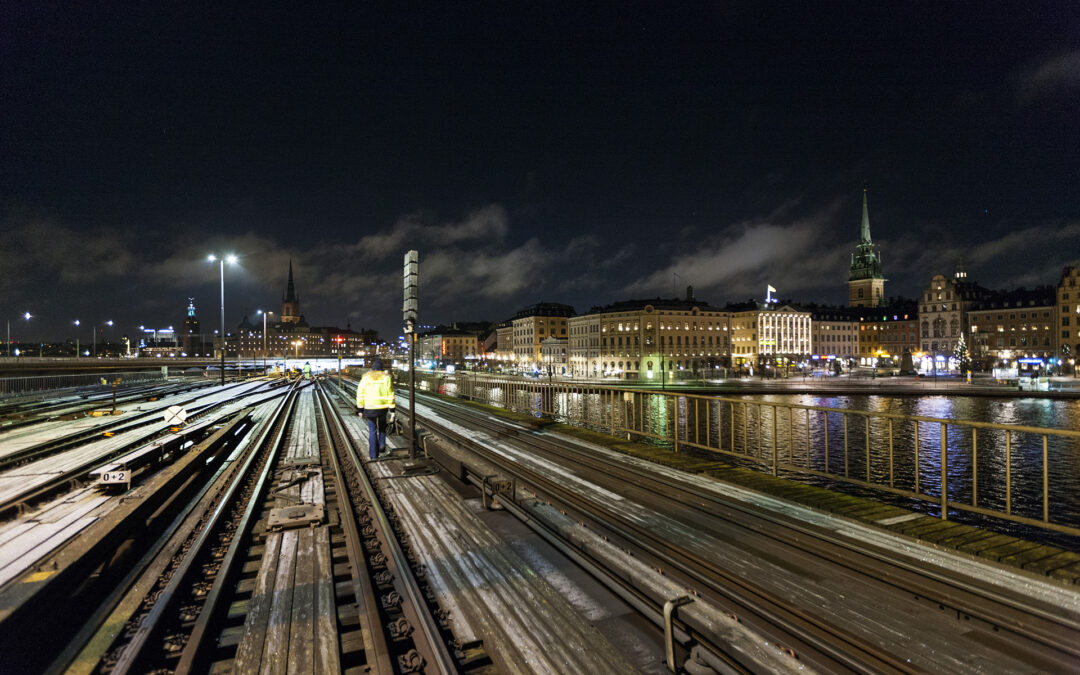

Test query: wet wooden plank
[312,526,339,673]
[234,531,282,674]
[288,528,315,674]
[262,528,298,674]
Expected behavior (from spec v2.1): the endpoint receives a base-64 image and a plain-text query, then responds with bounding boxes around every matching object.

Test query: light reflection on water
[419,374,1080,537]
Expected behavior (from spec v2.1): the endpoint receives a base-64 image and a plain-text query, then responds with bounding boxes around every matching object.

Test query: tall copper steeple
[848,189,886,307]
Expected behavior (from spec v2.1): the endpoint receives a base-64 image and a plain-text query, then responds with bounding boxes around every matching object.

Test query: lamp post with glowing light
[208,254,238,386]
[74,319,81,357]
[256,309,274,369]
[7,312,31,358]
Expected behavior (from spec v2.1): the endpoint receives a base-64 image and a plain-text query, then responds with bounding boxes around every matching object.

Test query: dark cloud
[1018,50,1080,100]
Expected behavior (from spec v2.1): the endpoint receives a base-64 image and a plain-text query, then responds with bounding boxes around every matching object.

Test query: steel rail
[0,411,254,674]
[420,393,1080,662]
[0,379,264,472]
[313,384,395,673]
[0,379,217,431]
[0,381,281,519]
[403,396,886,674]
[316,380,460,675]
[46,410,258,674]
[109,382,299,674]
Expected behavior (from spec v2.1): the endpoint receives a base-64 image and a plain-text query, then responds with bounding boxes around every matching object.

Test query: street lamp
[208,253,238,386]
[74,319,81,358]
[7,312,31,358]
[257,310,273,369]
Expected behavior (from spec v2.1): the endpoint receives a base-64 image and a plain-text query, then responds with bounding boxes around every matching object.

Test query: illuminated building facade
[540,336,568,375]
[857,302,918,368]
[511,303,575,371]
[570,290,731,380]
[1059,265,1080,370]
[968,287,1056,369]
[809,307,860,366]
[729,302,811,372]
[417,327,482,366]
[917,262,990,371]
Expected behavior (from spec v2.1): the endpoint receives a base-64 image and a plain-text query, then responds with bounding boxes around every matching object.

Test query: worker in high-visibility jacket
[356,359,395,460]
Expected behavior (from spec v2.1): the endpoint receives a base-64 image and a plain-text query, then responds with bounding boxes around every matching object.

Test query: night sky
[2,2,1078,344]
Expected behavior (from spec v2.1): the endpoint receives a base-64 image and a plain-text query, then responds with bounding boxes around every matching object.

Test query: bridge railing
[0,370,170,397]
[413,372,1080,539]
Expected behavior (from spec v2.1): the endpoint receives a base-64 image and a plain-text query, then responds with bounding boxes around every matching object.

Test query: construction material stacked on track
[368,458,637,674]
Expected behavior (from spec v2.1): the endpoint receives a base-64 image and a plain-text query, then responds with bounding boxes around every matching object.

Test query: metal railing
[0,370,170,397]
[413,372,1080,538]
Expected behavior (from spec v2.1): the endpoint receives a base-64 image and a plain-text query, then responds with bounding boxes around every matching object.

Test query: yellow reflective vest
[356,370,394,410]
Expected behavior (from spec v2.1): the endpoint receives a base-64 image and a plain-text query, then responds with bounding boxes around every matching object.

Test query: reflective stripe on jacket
[356,370,394,409]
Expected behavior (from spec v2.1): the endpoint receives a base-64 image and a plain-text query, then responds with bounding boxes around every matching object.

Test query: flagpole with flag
[766,284,777,303]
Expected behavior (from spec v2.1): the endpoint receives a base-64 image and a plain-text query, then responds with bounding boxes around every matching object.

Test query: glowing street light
[208,254,238,385]
[256,309,274,367]
[6,312,31,358]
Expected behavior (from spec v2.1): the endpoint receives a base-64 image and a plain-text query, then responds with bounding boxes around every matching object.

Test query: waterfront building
[918,261,990,372]
[856,301,919,369]
[511,302,575,371]
[493,321,515,369]
[417,325,483,367]
[729,301,812,373]
[808,306,861,367]
[567,312,602,378]
[968,287,1056,370]
[848,189,886,307]
[570,289,731,381]
[540,336,568,376]
[1059,265,1080,370]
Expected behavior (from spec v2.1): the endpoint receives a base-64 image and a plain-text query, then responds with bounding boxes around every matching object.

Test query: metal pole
[410,331,417,460]
[219,259,226,386]
[6,319,8,357]
[263,312,267,369]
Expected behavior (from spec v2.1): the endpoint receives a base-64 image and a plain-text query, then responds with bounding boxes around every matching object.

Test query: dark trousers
[365,410,388,459]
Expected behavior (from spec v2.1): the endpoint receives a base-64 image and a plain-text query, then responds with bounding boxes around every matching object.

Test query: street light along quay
[74,319,81,358]
[208,254,238,386]
[6,312,31,357]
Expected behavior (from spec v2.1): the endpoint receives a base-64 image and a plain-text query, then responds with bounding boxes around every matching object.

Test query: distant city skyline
[3,3,1078,341]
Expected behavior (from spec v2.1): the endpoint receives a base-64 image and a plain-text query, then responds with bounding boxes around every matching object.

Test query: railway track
[1,378,464,673]
[0,380,289,518]
[0,379,219,432]
[404,391,1080,674]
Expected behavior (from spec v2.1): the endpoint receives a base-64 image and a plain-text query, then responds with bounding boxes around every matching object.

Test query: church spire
[861,188,872,244]
[848,188,885,307]
[285,259,298,304]
[281,259,301,324]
